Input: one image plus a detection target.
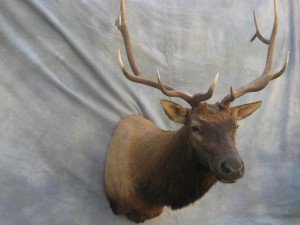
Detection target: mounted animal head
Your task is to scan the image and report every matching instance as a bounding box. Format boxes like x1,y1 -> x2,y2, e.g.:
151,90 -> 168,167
116,0 -> 289,183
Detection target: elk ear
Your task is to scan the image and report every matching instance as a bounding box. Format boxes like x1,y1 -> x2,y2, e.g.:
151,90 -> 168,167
230,101 -> 262,120
161,99 -> 188,124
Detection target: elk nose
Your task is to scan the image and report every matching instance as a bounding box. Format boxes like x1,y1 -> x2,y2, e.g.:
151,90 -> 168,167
219,158 -> 244,178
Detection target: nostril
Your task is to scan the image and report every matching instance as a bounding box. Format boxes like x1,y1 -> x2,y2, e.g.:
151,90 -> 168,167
220,161 -> 231,175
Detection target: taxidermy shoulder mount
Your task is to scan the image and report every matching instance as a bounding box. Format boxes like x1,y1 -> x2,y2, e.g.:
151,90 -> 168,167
104,0 -> 289,223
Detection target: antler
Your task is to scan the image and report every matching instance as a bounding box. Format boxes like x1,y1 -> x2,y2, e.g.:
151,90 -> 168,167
117,0 -> 219,107
221,0 -> 289,106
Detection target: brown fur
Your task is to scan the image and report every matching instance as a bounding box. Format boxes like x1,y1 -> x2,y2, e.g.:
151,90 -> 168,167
104,101 -> 259,223
133,124 -> 217,210
194,103 -> 231,124
104,114 -> 218,223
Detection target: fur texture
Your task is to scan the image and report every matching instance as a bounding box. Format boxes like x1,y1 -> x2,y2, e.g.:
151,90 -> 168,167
104,115 -> 217,223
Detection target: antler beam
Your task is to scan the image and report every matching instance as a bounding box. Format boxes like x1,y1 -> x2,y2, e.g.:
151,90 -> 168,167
117,0 -> 218,107
221,0 -> 289,106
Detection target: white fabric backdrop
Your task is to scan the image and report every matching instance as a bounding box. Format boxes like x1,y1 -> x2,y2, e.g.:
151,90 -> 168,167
0,0 -> 299,224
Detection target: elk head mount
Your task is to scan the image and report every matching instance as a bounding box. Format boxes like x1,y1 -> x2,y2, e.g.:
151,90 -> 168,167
104,0 -> 289,223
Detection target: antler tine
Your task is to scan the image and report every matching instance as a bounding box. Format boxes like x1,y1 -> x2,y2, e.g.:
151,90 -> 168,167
117,0 -> 194,104
271,51 -> 290,80
116,0 -> 141,76
264,0 -> 279,73
250,10 -> 270,45
221,0 -> 289,106
156,71 -> 219,107
189,73 -> 219,107
156,70 -> 193,103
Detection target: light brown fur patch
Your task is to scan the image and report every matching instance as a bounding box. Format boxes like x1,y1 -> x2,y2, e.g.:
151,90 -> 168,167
192,103 -> 230,124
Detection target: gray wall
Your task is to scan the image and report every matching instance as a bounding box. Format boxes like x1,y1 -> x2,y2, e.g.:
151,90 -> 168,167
0,0 -> 299,224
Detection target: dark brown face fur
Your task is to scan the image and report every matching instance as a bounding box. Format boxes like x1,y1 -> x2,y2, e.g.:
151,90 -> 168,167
187,102 -> 244,183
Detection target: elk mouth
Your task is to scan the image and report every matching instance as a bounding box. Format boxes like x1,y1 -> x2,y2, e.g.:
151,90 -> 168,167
217,177 -> 239,184
215,166 -> 244,184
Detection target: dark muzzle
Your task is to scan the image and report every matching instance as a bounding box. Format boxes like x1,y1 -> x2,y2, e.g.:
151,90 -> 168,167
217,155 -> 244,183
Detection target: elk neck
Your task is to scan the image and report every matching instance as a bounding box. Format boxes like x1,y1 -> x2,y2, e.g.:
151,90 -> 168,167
134,124 -> 217,209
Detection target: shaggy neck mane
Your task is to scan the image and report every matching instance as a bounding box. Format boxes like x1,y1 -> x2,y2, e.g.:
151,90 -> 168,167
134,125 -> 217,209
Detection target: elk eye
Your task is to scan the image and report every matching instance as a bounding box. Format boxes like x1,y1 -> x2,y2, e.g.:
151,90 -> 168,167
192,126 -> 199,132
236,124 -> 239,129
